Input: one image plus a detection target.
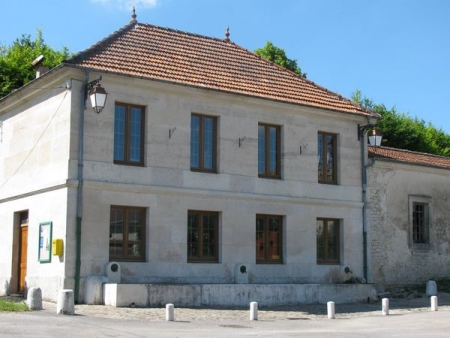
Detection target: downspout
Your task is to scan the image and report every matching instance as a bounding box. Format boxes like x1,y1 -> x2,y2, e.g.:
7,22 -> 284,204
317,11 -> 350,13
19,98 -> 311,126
360,118 -> 371,282
75,71 -> 89,303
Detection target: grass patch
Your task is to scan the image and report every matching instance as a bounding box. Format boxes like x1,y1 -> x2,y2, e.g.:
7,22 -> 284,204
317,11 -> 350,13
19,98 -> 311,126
0,298 -> 28,312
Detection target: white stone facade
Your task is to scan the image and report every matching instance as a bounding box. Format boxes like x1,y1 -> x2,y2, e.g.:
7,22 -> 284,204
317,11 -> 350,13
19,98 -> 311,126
0,67 -> 370,302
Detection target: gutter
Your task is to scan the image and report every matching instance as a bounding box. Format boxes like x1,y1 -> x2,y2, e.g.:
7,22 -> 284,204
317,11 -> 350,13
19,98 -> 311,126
74,71 -> 89,303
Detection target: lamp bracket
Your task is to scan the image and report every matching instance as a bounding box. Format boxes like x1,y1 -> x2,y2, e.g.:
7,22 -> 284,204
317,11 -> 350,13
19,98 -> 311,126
358,123 -> 374,140
85,76 -> 102,99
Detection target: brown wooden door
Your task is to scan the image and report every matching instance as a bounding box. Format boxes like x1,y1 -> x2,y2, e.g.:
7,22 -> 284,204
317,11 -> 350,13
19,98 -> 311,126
19,225 -> 28,293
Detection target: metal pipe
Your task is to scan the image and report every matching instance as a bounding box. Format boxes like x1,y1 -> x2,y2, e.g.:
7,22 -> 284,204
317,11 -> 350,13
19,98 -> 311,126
74,71 -> 89,303
360,118 -> 371,282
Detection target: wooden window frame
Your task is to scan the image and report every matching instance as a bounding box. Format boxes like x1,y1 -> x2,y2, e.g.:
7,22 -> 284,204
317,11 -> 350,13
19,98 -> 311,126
109,205 -> 146,262
409,195 -> 431,249
187,210 -> 219,263
316,218 -> 340,265
190,114 -> 217,173
114,102 -> 145,166
318,131 -> 337,184
258,123 -> 281,179
256,214 -> 283,264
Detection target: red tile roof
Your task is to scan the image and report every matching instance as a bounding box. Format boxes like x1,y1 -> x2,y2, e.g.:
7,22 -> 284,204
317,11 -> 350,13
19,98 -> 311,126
368,146 -> 450,170
66,20 -> 374,117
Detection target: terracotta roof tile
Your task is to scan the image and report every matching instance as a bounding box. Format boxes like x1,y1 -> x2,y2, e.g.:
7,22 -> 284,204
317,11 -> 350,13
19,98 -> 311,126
368,146 -> 450,170
67,22 -> 374,117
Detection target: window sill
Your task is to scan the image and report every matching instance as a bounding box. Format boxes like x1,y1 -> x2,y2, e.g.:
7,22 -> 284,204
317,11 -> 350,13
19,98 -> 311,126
411,243 -> 430,251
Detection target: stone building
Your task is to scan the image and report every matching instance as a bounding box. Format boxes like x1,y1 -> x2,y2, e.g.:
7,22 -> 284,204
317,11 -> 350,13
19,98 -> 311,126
1,13 -> 380,305
368,146 -> 450,288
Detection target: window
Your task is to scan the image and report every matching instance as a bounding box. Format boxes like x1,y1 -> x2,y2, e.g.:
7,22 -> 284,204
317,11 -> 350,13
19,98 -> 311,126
256,214 -> 283,263
110,206 -> 146,261
318,132 -> 337,184
409,196 -> 431,248
187,210 -> 219,262
190,114 -> 217,172
316,218 -> 340,264
114,103 -> 145,165
258,123 -> 281,178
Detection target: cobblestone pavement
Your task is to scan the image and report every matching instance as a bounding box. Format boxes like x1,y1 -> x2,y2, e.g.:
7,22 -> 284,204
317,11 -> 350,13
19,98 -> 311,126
43,292 -> 450,322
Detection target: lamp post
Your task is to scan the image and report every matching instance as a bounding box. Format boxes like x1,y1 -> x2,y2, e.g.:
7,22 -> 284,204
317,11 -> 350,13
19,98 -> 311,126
85,76 -> 108,114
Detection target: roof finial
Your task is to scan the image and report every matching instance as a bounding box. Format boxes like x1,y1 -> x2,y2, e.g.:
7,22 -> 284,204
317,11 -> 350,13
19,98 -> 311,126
131,6 -> 137,22
224,26 -> 230,42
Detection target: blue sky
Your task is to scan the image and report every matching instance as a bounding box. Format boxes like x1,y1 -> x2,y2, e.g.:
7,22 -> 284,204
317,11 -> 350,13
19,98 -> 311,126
2,0 -> 450,132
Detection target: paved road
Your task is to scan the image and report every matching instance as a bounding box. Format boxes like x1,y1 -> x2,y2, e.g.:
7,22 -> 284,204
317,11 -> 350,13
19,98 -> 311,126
0,297 -> 449,337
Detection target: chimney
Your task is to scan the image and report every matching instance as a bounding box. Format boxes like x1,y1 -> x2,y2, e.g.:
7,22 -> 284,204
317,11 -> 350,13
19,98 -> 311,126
31,55 -> 48,78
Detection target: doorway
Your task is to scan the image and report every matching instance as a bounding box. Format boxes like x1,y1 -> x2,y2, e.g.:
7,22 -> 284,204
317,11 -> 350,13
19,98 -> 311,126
18,211 -> 28,294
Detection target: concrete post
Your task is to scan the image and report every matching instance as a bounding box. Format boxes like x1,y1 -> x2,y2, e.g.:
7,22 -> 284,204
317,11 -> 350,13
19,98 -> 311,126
166,303 -> 174,321
327,301 -> 335,319
426,280 -> 437,296
431,296 -> 438,311
56,289 -> 75,315
381,298 -> 389,315
250,301 -> 258,320
26,287 -> 42,310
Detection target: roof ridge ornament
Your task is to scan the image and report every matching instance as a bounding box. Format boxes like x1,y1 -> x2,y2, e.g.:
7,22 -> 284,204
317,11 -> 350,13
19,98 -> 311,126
131,6 -> 137,22
224,26 -> 230,42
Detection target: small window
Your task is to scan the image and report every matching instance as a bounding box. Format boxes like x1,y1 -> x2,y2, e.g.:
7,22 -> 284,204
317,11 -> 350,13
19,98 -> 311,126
256,214 -> 283,263
258,123 -> 281,178
187,210 -> 219,262
318,132 -> 337,184
409,196 -> 431,249
114,103 -> 145,166
190,114 -> 217,172
316,218 -> 340,264
110,206 -> 146,261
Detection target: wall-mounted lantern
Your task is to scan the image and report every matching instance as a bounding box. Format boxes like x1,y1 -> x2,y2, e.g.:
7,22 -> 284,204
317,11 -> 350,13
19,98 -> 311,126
85,76 -> 108,114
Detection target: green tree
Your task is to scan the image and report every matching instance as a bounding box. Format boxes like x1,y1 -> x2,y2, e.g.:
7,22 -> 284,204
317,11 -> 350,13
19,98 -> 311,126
0,29 -> 71,98
255,41 -> 306,77
352,90 -> 450,156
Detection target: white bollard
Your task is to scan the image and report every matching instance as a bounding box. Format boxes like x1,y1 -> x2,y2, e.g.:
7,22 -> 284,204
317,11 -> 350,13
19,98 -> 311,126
381,298 -> 389,315
327,301 -> 335,319
56,289 -> 74,315
166,303 -> 174,321
26,287 -> 43,310
431,296 -> 438,311
250,301 -> 258,320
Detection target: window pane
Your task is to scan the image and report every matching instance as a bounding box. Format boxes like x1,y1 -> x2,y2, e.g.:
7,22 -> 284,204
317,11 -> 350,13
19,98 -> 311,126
316,220 -> 324,260
413,203 -> 425,243
269,127 -> 278,175
326,135 -> 335,182
327,220 -> 338,260
256,217 -> 265,260
114,106 -> 126,161
317,133 -> 323,181
258,125 -> 265,174
127,209 -> 144,257
110,208 -> 124,257
203,117 -> 214,169
129,108 -> 142,163
268,217 -> 280,259
190,116 -> 200,168
187,213 -> 199,258
202,214 -> 216,258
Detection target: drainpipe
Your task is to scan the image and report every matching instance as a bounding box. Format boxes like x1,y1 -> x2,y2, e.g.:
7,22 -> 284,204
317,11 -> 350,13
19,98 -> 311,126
360,118 -> 371,282
75,71 -> 89,303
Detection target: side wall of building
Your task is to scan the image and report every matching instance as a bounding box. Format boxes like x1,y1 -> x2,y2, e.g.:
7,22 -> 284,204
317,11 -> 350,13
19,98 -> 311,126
368,160 -> 450,289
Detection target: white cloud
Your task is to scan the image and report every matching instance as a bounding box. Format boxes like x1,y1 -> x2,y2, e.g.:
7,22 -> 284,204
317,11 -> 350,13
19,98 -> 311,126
90,0 -> 159,11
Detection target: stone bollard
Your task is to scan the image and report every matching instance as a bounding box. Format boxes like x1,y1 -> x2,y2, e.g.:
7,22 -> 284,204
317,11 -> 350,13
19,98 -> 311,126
431,296 -> 438,311
381,298 -> 389,315
166,303 -> 174,321
249,301 -> 258,320
56,289 -> 75,315
327,301 -> 335,319
26,287 -> 43,310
